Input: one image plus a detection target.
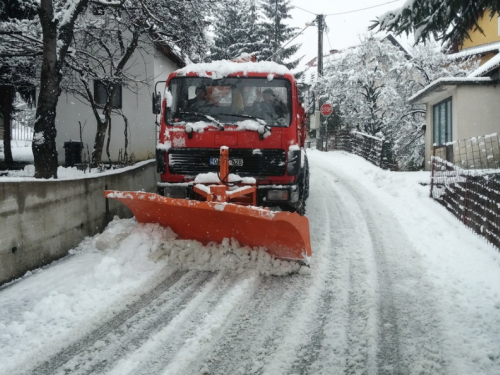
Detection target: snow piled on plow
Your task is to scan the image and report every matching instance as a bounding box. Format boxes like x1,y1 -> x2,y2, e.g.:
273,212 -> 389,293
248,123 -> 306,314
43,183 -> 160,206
151,237 -> 303,276
90,218 -> 304,276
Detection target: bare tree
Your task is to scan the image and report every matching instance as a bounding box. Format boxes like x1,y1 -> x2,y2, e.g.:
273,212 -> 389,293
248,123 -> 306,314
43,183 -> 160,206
64,10 -> 146,166
33,0 -> 89,178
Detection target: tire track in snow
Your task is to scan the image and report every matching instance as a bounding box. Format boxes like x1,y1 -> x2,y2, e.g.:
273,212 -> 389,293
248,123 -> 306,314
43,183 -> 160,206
113,271 -> 254,375
311,168 -> 380,375
286,172 -> 350,375
49,271 -> 214,375
314,154 -> 448,375
184,275 -> 306,375
157,273 -> 259,375
30,269 -> 189,375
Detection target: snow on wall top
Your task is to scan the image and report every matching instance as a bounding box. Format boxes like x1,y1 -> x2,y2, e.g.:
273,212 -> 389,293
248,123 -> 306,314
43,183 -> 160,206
175,60 -> 291,79
468,53 -> 500,78
448,41 -> 500,60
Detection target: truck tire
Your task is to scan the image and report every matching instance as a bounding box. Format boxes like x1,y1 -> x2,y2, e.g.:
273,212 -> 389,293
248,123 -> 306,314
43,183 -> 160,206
295,155 -> 309,216
303,156 -> 310,201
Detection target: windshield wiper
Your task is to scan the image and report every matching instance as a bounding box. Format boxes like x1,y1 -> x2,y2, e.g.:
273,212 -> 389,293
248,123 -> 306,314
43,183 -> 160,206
224,113 -> 267,125
178,111 -> 224,131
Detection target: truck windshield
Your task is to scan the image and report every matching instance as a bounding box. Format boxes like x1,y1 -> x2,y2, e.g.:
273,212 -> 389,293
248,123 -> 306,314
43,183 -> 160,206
165,77 -> 292,127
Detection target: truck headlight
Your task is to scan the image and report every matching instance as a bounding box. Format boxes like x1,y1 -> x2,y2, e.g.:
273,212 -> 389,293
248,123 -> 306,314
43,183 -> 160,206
267,190 -> 289,201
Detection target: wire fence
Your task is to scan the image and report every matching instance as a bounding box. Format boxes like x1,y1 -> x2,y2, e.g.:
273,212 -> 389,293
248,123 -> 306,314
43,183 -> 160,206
329,128 -> 391,169
430,133 -> 500,250
433,133 -> 500,170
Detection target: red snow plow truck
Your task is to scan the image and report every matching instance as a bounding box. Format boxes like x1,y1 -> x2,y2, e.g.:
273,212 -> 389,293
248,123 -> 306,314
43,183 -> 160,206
105,58 -> 311,262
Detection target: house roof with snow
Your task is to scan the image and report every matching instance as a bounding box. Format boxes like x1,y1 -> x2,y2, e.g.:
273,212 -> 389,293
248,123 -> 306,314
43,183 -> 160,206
409,42 -> 500,104
409,77 -> 497,104
448,40 -> 500,60
468,52 -> 500,78
151,33 -> 186,68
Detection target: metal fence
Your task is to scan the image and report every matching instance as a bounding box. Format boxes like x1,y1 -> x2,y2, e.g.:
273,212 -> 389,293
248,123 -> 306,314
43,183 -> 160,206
430,133 -> 500,250
11,107 -> 35,142
11,119 -> 34,142
330,129 -> 390,169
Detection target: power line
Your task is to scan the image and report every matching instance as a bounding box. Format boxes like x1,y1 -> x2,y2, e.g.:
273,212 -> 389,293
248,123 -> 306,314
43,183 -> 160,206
265,24 -> 311,61
293,0 -> 400,17
325,0 -> 400,16
294,5 -> 318,16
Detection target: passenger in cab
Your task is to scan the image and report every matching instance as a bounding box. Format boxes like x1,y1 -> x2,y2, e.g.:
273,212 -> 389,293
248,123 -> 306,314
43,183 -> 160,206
252,88 -> 288,123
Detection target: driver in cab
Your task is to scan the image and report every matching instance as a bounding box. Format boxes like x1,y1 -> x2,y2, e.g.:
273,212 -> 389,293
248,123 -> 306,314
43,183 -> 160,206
252,88 -> 288,123
187,86 -> 213,113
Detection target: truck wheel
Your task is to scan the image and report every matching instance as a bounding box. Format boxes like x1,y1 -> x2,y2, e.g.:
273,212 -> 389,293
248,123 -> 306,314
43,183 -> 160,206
295,156 -> 309,216
303,157 -> 310,201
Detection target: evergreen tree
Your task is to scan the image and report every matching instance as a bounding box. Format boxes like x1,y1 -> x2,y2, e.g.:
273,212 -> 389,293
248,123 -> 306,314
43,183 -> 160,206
259,0 -> 301,70
370,0 -> 500,44
210,0 -> 263,61
210,0 -> 250,60
245,0 -> 263,57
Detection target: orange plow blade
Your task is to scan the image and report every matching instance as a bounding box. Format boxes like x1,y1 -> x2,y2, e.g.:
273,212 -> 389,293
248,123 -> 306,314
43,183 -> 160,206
105,191 -> 311,261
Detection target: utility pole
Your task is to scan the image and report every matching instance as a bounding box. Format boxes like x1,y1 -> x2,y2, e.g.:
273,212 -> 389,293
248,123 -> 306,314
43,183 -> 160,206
316,14 -> 325,150
317,14 -> 324,78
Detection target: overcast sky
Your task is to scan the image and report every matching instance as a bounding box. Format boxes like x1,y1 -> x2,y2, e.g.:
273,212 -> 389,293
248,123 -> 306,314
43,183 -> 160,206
288,0 -> 412,67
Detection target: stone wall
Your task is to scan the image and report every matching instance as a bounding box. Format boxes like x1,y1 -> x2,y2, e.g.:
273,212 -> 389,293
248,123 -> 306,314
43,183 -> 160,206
0,161 -> 158,285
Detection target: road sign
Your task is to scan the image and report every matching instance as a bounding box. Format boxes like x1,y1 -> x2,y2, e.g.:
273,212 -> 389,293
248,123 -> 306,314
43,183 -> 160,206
320,103 -> 333,116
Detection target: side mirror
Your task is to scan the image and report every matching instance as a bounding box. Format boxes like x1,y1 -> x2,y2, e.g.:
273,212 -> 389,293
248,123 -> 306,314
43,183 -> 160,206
152,92 -> 161,114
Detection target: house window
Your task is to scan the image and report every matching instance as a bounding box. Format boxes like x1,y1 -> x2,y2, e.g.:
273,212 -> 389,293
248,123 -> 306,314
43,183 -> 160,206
94,81 -> 122,108
433,97 -> 452,146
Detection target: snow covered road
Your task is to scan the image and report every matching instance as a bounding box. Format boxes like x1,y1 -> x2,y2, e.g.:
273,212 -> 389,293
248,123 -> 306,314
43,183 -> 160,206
1,151 -> 500,375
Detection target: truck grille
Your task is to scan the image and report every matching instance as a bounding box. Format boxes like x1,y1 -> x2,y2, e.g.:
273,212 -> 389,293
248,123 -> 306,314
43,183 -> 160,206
168,148 -> 286,177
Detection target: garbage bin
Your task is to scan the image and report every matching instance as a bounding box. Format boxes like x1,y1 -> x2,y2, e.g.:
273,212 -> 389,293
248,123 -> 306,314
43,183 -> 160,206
63,141 -> 83,167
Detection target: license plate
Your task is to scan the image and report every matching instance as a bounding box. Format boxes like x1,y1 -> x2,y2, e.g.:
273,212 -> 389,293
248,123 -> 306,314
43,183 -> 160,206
210,158 -> 243,166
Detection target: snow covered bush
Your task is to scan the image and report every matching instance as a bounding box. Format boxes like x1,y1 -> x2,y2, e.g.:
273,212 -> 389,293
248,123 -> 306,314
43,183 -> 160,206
315,36 -> 475,170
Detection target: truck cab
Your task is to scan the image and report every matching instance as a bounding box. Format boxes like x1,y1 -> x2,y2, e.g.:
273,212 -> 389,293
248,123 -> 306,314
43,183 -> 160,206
154,61 -> 309,214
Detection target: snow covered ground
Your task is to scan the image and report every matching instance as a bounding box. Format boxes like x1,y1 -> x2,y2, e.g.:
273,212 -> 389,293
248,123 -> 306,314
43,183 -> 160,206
1,150 -> 499,375
0,140 -> 34,164
0,160 -> 153,181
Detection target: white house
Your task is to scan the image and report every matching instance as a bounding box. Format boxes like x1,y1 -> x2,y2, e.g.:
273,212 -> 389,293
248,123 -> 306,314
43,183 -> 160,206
55,29 -> 184,165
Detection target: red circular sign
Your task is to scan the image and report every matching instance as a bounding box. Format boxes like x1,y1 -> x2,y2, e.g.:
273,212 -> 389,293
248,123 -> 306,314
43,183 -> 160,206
320,104 -> 333,116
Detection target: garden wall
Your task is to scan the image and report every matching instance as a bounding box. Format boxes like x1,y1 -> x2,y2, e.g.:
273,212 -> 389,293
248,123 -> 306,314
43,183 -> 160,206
0,161 -> 158,286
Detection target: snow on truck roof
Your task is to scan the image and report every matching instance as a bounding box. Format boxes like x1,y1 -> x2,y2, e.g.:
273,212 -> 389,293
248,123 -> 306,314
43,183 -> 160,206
175,60 -> 291,79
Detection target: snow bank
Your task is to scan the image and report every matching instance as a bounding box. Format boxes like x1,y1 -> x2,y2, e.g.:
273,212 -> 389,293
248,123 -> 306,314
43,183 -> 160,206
176,60 -> 290,79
